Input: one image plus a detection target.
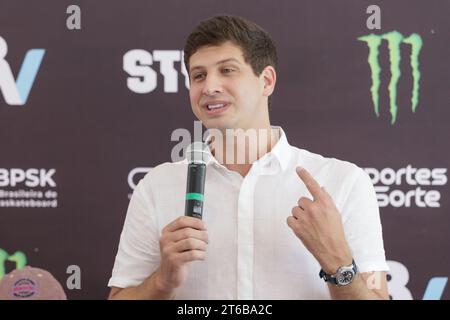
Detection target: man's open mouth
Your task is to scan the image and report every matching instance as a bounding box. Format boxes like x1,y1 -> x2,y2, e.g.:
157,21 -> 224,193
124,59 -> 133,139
207,103 -> 226,110
203,102 -> 230,114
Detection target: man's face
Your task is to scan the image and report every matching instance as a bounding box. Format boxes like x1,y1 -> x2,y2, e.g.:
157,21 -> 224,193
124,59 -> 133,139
188,41 -> 270,131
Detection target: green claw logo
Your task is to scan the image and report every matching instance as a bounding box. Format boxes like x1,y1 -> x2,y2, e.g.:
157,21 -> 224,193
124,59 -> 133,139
358,31 -> 423,124
0,248 -> 27,279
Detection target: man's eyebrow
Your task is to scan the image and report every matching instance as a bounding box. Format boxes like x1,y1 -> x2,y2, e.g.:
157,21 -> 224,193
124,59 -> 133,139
190,58 -> 242,73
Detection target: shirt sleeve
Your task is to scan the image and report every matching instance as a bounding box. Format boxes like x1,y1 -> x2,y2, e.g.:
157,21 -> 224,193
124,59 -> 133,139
340,167 -> 390,273
108,175 -> 161,288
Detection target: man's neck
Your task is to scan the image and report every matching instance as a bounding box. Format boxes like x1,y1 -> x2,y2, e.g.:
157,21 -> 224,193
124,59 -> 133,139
209,126 -> 280,177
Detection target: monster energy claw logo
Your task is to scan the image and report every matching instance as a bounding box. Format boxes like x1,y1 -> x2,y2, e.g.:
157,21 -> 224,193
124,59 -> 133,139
0,249 -> 27,279
358,31 -> 423,124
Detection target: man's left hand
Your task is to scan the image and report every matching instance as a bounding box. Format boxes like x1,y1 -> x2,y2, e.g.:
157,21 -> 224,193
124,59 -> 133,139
287,166 -> 353,274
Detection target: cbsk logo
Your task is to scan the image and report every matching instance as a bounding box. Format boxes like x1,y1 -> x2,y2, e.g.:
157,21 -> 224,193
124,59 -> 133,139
0,168 -> 56,187
364,165 -> 447,208
0,36 -> 45,105
123,50 -> 189,93
127,167 -> 151,199
358,31 -> 423,124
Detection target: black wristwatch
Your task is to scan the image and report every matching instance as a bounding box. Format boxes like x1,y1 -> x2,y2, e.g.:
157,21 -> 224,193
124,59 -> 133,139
319,259 -> 358,286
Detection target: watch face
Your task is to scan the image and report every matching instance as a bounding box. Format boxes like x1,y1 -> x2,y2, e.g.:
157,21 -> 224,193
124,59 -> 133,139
337,270 -> 355,286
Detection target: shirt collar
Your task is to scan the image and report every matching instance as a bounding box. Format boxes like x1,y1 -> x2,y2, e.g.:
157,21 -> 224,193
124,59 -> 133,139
202,126 -> 292,172
267,126 -> 291,172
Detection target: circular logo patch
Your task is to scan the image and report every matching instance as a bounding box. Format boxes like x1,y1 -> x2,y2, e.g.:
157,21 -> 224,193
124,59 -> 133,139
12,278 -> 38,298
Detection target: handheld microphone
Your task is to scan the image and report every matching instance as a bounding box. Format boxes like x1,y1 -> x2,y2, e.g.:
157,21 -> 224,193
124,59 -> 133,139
185,142 -> 208,219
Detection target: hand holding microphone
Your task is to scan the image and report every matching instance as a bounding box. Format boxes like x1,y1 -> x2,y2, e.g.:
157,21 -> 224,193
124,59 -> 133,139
156,216 -> 209,293
154,142 -> 209,293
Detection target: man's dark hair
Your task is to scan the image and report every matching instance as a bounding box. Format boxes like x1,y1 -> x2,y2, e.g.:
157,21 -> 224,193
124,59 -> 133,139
184,15 -> 278,107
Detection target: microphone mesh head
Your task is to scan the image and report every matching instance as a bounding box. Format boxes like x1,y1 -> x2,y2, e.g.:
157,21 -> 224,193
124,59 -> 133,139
186,142 -> 209,165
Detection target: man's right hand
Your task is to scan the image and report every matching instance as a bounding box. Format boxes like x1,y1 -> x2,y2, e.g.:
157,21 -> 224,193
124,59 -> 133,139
155,216 -> 209,293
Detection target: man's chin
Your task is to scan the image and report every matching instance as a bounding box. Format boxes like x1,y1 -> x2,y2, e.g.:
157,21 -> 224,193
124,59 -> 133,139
202,118 -> 235,131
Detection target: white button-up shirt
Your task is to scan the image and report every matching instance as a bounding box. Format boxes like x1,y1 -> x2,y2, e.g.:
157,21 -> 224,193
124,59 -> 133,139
108,126 -> 388,299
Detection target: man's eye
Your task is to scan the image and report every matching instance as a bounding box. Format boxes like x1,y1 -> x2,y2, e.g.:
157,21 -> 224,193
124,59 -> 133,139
222,68 -> 234,74
193,73 -> 205,80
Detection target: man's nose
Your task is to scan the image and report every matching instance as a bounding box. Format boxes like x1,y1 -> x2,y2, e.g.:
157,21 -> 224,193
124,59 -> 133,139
202,74 -> 223,96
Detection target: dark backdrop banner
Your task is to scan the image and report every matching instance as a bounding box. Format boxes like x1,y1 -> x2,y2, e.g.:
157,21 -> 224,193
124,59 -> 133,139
0,0 -> 449,300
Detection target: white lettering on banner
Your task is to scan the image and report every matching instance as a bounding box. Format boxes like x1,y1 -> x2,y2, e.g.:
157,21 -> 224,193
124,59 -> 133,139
0,168 -> 56,187
364,165 -> 447,208
0,168 -> 58,208
127,167 -> 152,199
128,167 -> 152,190
123,49 -> 189,93
153,50 -> 181,93
387,260 -> 414,300
0,36 -> 45,106
387,260 -> 449,300
123,50 -> 157,93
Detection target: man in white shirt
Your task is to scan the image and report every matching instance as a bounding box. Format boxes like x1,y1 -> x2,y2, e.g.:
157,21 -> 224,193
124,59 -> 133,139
108,15 -> 389,300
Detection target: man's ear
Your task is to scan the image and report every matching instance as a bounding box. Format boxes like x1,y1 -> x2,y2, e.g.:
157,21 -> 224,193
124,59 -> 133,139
261,66 -> 276,97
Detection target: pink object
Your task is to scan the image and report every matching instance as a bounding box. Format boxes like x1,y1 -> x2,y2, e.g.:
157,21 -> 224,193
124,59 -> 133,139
0,266 -> 67,300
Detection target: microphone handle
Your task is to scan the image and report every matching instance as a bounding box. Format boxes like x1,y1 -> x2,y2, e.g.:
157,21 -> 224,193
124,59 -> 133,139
185,163 -> 206,219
